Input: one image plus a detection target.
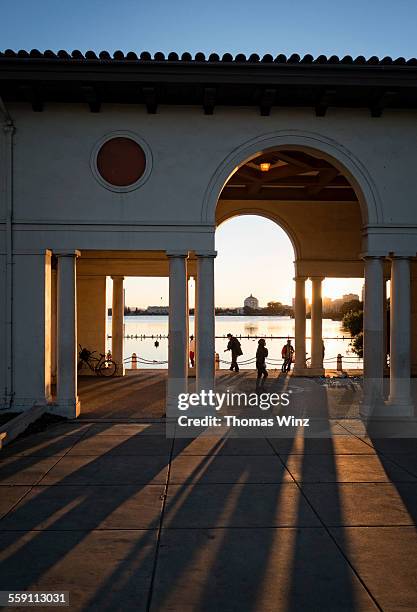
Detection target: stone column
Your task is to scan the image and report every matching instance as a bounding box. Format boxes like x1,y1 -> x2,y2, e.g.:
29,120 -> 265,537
111,276 -> 125,376
13,251 -> 53,408
310,276 -> 324,374
194,274 -> 199,368
411,270 -> 417,377
167,252 -> 188,409
293,276 -> 306,375
51,265 -> 57,385
196,251 -> 216,391
388,256 -> 412,411
362,256 -> 385,415
383,278 -> 389,372
56,251 -> 80,418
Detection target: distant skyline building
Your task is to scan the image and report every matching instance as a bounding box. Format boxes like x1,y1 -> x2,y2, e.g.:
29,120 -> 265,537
342,293 -> 360,302
326,293 -> 361,312
146,305 -> 169,314
322,297 -> 333,314
244,294 -> 259,310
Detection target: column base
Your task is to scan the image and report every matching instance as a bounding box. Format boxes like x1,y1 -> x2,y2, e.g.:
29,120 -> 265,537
166,378 -> 187,415
292,367 -> 308,377
292,367 -> 325,377
196,376 -> 215,394
53,398 -> 81,419
385,398 -> 414,417
11,396 -> 53,410
361,399 -> 414,419
308,367 -> 325,376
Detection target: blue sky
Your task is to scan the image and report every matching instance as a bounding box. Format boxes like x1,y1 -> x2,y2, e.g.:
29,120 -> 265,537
2,1 -> 404,306
1,1 -> 416,59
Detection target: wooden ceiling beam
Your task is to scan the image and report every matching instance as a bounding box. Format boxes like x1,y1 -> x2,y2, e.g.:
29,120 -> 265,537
273,151 -> 312,169
235,166 -> 261,181
315,88 -> 337,117
228,175 -> 349,187
203,87 -> 216,115
259,88 -> 277,116
370,89 -> 398,117
81,84 -> 101,112
221,186 -> 357,201
277,151 -> 333,169
142,86 -> 158,114
18,84 -> 44,112
307,168 -> 339,196
245,163 -> 308,195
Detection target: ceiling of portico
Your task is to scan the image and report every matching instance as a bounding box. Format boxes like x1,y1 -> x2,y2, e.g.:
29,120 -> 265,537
77,250 -> 197,277
220,149 -> 357,202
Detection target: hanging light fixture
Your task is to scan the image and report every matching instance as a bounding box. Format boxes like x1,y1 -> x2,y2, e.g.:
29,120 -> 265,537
260,162 -> 271,172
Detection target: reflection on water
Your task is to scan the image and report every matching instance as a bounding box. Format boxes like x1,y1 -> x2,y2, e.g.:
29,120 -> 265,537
244,321 -> 258,336
107,315 -> 362,370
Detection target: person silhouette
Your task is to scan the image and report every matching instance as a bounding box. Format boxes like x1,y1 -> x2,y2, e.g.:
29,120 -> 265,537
225,333 -> 242,372
189,334 -> 195,367
281,338 -> 294,373
256,338 -> 268,389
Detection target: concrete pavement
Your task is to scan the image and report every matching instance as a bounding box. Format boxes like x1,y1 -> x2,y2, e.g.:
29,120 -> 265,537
0,418 -> 416,611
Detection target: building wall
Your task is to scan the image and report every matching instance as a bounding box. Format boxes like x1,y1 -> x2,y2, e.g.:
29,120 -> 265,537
5,105 -> 417,239
12,251 -> 52,408
2,103 -> 417,410
77,276 -> 106,375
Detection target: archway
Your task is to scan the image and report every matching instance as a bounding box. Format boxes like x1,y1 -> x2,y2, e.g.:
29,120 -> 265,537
215,215 -> 295,371
203,130 -> 380,226
213,142 -> 367,378
215,212 -> 365,376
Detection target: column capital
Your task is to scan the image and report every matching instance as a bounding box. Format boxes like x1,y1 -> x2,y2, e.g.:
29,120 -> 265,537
3,123 -> 15,136
360,253 -> 387,260
293,275 -> 307,282
56,250 -> 81,258
310,275 -> 325,282
388,253 -> 413,260
111,275 -> 125,281
166,250 -> 189,258
195,250 -> 217,258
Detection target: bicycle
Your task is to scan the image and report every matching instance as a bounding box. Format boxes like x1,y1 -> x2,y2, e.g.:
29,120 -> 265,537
78,345 -> 117,377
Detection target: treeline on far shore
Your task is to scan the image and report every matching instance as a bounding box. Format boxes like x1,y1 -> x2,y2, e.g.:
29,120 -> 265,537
108,299 -> 363,320
108,301 -> 294,317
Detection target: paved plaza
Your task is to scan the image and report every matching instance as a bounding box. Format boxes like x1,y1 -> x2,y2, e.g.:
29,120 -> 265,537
0,374 -> 416,611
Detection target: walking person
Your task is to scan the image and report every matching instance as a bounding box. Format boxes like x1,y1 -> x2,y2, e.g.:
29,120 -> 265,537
256,338 -> 268,389
189,334 -> 195,368
281,338 -> 294,373
225,333 -> 242,372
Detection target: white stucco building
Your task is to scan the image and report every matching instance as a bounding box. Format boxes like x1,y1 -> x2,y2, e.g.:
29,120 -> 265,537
1,48 -> 417,418
244,294 -> 259,310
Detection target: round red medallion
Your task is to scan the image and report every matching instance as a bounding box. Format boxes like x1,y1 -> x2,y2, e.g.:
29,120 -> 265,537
96,137 -> 146,187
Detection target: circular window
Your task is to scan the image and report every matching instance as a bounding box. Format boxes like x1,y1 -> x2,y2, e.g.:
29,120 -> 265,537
91,132 -> 152,192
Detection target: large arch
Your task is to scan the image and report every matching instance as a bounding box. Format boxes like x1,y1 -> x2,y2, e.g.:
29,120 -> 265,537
210,132 -> 370,379
202,129 -> 382,227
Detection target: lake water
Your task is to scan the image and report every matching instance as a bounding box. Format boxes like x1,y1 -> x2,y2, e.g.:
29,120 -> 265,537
107,315 -> 362,370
